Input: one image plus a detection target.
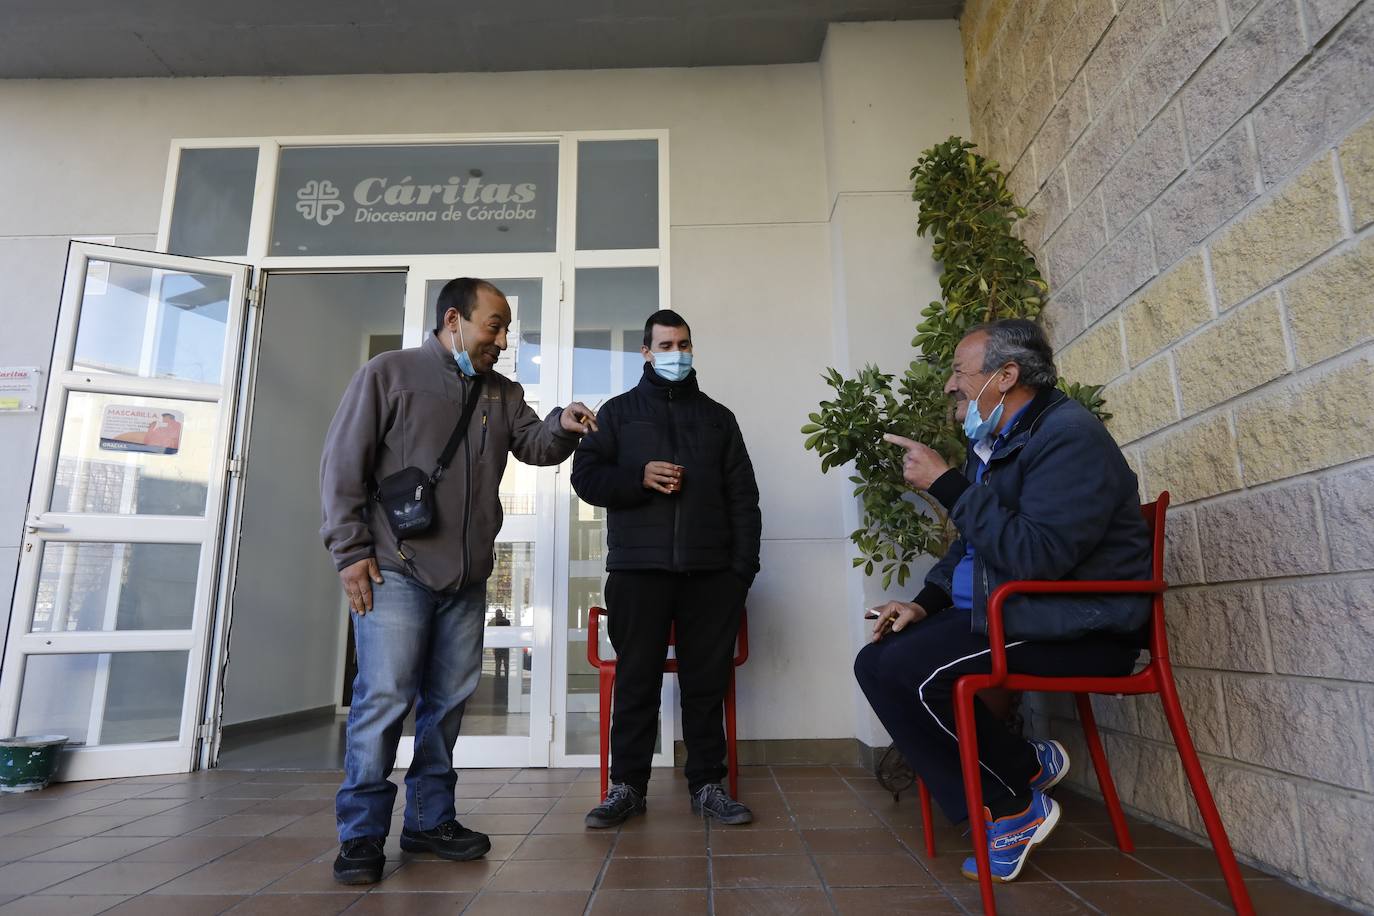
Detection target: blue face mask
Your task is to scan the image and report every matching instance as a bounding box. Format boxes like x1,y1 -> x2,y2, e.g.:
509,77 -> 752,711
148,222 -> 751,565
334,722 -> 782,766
652,350 -> 693,383
962,372 -> 1006,441
449,326 -> 477,378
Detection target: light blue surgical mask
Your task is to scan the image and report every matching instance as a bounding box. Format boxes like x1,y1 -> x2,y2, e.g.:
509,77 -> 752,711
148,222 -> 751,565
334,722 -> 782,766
449,326 -> 477,378
962,372 -> 1006,441
652,350 -> 693,383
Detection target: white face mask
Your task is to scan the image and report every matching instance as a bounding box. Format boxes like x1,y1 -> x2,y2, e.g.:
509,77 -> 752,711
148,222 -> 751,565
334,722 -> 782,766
449,324 -> 477,377
652,350 -> 693,382
962,372 -> 1006,442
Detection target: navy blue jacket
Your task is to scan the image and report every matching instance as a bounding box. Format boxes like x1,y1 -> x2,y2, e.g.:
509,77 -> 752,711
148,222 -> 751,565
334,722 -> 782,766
914,387 -> 1152,643
570,364 -> 762,585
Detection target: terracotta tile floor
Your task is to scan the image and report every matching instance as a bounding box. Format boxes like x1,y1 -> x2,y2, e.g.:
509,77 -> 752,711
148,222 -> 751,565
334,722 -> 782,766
0,765 -> 1355,914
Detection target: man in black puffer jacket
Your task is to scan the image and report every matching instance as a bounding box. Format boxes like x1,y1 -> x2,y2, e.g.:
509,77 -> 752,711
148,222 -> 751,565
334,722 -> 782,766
572,309 -> 761,828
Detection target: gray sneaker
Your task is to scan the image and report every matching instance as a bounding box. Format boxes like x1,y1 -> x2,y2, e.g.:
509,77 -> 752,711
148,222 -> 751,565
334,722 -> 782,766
585,783 -> 646,829
692,783 -> 753,825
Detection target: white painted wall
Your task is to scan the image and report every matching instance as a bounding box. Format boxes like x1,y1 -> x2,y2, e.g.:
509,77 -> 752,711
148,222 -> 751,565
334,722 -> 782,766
220,273 -> 405,727
820,21 -> 973,746
0,21 -> 969,749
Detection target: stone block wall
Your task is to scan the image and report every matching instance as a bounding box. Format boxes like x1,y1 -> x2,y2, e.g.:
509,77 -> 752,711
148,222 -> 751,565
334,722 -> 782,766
959,0 -> 1374,908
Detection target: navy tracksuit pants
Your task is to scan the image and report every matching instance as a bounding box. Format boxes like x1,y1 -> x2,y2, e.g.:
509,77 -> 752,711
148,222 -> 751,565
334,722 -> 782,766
854,609 -> 1139,824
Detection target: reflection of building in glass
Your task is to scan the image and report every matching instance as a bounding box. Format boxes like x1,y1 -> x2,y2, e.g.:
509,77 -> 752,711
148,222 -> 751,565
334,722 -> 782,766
32,541 -> 198,633
52,391 -> 216,518
463,649 -> 531,737
51,457 -> 132,515
16,651 -> 186,747
53,454 -> 210,518
486,541 -> 536,626
561,267 -> 661,756
72,262 -> 230,386
499,492 -> 537,515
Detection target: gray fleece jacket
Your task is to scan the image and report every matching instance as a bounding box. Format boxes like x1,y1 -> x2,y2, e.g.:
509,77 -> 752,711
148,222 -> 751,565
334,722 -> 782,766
320,332 -> 579,592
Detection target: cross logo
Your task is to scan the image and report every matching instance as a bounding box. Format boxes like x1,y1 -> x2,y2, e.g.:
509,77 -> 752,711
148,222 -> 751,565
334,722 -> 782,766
295,180 -> 346,226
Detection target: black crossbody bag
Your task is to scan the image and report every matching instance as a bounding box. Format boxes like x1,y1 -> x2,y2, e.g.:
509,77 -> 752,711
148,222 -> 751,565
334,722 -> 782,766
374,376 -> 483,550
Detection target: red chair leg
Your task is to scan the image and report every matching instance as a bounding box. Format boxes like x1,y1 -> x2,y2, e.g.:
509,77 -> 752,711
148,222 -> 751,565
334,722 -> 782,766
917,778 -> 937,858
725,670 -> 739,800
599,668 -> 614,802
955,679 -> 996,916
1158,678 -> 1255,916
1075,694 -> 1134,852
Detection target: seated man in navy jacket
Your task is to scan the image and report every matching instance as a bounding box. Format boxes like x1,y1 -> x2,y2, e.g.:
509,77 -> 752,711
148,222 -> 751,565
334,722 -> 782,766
856,318 -> 1150,884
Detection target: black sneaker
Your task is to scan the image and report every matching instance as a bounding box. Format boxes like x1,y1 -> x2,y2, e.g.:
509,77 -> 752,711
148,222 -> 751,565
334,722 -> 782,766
692,783 -> 753,825
399,820 -> 491,860
333,836 -> 385,885
584,783 -> 647,829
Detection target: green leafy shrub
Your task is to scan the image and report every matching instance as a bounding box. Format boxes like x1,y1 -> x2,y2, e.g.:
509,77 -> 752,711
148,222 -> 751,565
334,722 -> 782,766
802,137 -> 1107,589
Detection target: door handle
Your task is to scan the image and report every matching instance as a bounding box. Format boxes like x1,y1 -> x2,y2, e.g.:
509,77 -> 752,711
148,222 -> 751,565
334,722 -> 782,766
25,517 -> 65,533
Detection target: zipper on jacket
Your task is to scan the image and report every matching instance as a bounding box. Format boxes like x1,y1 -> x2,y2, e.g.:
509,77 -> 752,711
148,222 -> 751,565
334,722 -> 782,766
479,410 -> 489,457
459,378 -> 475,589
979,559 -> 990,632
667,388 -> 683,572
974,472 -> 992,633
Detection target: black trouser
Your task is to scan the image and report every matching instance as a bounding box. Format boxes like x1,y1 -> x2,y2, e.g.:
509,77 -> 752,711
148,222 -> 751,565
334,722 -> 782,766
606,569 -> 747,796
853,609 -> 1138,824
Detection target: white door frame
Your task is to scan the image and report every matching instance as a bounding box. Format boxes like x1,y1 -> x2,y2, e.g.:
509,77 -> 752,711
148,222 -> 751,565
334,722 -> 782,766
394,255 -> 562,769
0,242 -> 252,781
156,129 -> 673,770
200,266 -> 408,770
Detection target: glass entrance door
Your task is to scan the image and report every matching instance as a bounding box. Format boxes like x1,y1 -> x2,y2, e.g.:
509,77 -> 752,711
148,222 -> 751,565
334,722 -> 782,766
393,256 -> 560,768
554,266 -> 675,768
0,243 -> 252,780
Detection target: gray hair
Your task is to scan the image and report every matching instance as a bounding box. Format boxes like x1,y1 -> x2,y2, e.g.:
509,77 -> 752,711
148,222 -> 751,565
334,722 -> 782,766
971,319 -> 1059,389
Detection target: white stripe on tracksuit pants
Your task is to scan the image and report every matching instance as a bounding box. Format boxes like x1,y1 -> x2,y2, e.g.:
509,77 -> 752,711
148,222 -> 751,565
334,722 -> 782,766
853,608 -> 1139,824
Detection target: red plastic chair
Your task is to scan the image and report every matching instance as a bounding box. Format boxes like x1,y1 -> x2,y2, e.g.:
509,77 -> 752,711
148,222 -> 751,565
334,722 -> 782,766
586,606 -> 749,801
914,493 -> 1254,916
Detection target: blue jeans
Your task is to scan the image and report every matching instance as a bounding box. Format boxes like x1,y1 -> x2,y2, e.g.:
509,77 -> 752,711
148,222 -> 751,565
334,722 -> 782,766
336,573 -> 486,842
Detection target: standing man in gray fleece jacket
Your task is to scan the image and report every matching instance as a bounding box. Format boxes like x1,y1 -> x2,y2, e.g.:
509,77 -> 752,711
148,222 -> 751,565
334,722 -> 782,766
321,277 -> 597,885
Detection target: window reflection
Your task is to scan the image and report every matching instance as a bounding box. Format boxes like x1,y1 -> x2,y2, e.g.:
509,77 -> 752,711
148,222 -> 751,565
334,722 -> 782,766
73,262 -> 230,385
577,140 -> 659,250
50,393 -> 217,517
33,542 -> 199,633
17,652 -> 188,747
565,267 -> 660,756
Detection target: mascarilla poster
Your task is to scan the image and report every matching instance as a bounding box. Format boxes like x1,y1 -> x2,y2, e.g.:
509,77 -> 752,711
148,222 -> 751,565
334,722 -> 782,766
99,406 -> 184,455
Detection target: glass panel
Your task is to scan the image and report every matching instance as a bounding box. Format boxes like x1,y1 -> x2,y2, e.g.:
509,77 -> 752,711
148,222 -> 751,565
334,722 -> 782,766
73,261 -> 231,385
572,268 -> 657,405
32,542 -> 199,633
487,542 -> 536,627
16,651 -> 188,746
565,267 -> 660,756
168,147 -> 259,257
424,276 -> 543,515
462,648 -> 532,737
50,392 -> 218,517
577,140 -> 659,250
272,144 -> 558,256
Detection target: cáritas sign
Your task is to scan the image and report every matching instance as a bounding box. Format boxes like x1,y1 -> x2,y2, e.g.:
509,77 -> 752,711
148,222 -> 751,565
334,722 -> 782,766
272,143 -> 558,256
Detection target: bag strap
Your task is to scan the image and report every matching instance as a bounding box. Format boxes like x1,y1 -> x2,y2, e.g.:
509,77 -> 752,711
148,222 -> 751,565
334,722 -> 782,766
433,375 -> 484,480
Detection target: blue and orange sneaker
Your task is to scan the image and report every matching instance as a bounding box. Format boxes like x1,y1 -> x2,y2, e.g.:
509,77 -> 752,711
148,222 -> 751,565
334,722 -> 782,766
1028,738 -> 1070,793
961,789 -> 1061,883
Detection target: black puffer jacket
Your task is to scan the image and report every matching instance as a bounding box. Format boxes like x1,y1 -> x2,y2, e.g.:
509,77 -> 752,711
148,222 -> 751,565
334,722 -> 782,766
571,364 -> 762,584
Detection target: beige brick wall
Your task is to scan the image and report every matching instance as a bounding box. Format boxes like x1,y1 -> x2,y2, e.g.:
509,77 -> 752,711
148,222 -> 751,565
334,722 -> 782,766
959,0 -> 1374,909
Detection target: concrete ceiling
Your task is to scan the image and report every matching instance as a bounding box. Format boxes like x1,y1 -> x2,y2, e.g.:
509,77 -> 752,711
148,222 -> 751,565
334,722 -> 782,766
0,1 -> 962,79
